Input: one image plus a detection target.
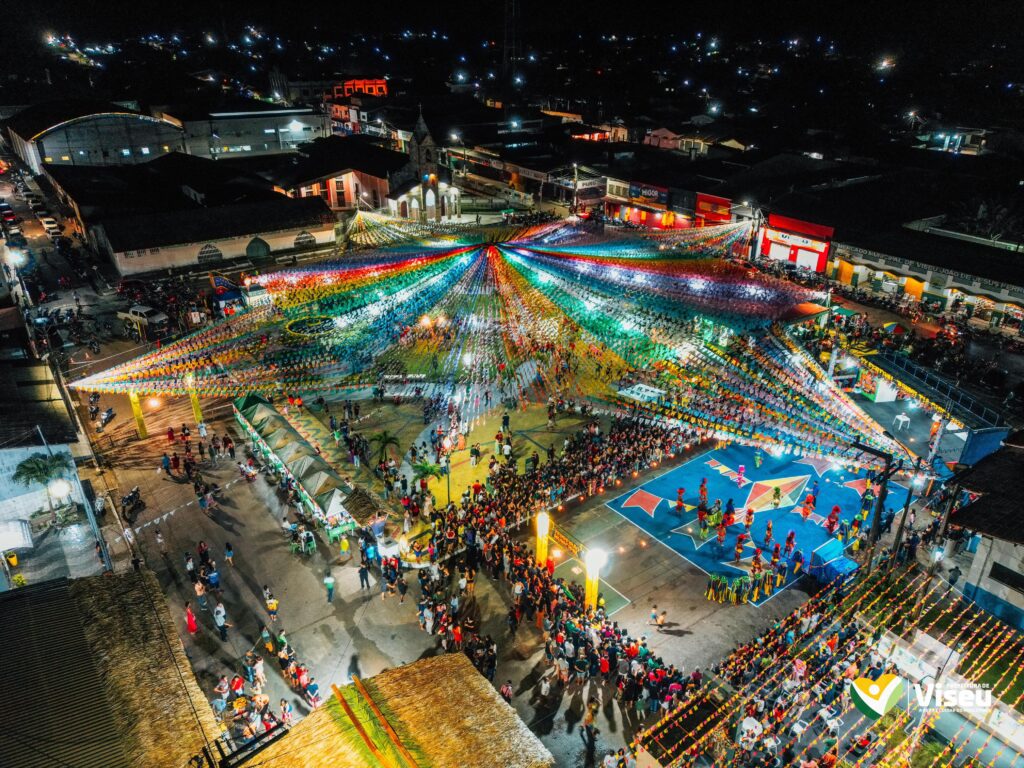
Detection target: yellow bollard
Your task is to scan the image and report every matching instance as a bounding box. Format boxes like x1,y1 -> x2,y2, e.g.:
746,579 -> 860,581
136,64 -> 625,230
128,391 -> 147,439
536,511 -> 550,567
583,548 -> 607,611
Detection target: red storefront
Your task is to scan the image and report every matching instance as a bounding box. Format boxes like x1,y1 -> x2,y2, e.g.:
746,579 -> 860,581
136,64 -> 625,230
760,214 -> 833,273
695,193 -> 731,225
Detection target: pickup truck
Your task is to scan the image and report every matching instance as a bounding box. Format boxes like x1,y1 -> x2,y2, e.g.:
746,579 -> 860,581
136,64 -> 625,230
117,305 -> 169,333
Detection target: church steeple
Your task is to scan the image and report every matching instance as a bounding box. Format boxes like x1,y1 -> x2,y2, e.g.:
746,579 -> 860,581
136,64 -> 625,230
413,103 -> 432,143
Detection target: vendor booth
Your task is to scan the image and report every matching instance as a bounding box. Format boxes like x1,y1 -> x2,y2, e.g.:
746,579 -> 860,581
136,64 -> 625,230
234,394 -> 356,537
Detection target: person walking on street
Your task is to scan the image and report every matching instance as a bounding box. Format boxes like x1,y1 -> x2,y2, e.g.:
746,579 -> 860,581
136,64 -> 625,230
224,543 -> 234,566
324,569 -> 336,603
161,453 -> 171,475
213,601 -> 231,641
266,593 -> 280,622
358,562 -> 371,590
154,528 -> 166,555
185,601 -> 198,636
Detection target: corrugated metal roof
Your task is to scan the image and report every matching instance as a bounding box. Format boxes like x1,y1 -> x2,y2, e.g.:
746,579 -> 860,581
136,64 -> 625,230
0,579 -> 130,768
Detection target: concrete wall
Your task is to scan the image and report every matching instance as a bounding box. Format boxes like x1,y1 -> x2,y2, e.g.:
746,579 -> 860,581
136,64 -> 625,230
102,223 -> 335,275
965,536 -> 1024,631
33,114 -> 184,173
0,444 -> 82,523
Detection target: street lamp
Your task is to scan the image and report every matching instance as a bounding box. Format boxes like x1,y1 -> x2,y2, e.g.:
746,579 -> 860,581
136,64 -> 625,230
449,132 -> 468,178
48,478 -> 72,505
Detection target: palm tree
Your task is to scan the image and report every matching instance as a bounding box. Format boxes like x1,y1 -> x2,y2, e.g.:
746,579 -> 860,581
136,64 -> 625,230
411,460 -> 443,485
369,430 -> 401,466
13,452 -> 71,516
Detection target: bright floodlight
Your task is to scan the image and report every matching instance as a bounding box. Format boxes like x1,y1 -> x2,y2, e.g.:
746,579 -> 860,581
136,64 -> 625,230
49,478 -> 72,499
536,511 -> 550,536
584,548 -> 608,572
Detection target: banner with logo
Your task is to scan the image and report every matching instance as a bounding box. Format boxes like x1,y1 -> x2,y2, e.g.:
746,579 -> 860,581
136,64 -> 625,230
628,183 -> 669,208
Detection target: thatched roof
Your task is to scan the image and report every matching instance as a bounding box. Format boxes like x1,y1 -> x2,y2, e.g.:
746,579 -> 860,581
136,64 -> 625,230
370,653 -> 554,768
247,654 -> 553,768
68,572 -> 222,768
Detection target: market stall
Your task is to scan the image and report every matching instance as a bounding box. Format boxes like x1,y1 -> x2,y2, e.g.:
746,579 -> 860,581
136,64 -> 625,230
234,394 -> 356,534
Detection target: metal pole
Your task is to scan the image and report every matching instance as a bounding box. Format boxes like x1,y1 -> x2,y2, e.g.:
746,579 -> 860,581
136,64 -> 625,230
572,164 -> 579,215
864,459 -> 891,578
889,456 -> 923,572
853,440 -> 896,579
827,337 -> 840,378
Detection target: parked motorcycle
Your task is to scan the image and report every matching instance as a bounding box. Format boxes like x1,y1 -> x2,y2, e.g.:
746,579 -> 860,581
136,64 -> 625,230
121,486 -> 145,523
96,407 -> 115,431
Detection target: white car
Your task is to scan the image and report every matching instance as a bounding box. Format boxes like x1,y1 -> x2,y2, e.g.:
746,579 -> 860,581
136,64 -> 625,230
39,217 -> 60,231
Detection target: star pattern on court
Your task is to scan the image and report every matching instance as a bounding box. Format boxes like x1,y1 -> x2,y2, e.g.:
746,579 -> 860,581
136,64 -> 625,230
795,455 -> 837,476
742,475 -> 810,513
621,488 -> 665,517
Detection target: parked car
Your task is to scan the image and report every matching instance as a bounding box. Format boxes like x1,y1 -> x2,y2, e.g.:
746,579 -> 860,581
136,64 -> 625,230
117,305 -> 170,334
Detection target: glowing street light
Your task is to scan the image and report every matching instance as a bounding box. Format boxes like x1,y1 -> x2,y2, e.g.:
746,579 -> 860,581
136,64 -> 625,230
48,478 -> 72,502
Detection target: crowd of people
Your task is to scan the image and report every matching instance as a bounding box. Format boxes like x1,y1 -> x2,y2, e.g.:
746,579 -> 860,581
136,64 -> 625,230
392,412 -> 703,766
178,530 -> 324,749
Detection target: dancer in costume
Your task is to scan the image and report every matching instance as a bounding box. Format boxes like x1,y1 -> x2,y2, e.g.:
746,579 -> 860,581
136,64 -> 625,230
734,534 -> 747,564
791,549 -> 804,574
784,530 -> 796,557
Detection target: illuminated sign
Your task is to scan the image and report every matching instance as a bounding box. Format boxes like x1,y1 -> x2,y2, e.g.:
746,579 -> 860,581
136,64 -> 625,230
628,183 -> 668,207
549,528 -> 582,557
764,228 -> 826,252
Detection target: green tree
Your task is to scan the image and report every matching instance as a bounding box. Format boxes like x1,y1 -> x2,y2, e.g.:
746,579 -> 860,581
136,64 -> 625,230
369,430 -> 401,466
411,460 -> 443,485
13,452 -> 71,516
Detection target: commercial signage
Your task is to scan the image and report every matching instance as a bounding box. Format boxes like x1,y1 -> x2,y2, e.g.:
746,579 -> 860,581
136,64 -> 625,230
763,228 -> 826,252
555,176 -> 606,191
695,192 -> 731,223
506,164 -> 548,182
628,182 -> 668,207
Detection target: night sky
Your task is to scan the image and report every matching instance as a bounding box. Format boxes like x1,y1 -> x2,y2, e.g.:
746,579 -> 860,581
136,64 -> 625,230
12,0 -> 1024,47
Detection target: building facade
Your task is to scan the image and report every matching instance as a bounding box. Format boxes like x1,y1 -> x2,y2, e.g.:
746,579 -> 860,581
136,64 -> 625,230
158,105 -> 331,159
93,197 -> 336,275
6,101 -> 184,175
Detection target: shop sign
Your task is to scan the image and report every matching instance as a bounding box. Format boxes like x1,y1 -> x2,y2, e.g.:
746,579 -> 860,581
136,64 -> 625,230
628,183 -> 668,206
764,228 -> 828,253
508,165 -> 548,182
695,192 -> 732,222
